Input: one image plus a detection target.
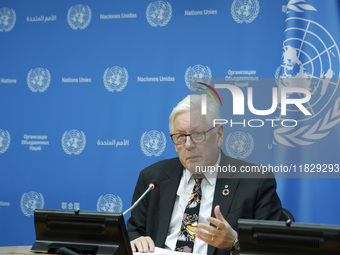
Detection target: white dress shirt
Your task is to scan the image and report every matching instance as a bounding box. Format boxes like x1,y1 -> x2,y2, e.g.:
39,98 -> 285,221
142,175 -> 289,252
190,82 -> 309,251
164,153 -> 220,254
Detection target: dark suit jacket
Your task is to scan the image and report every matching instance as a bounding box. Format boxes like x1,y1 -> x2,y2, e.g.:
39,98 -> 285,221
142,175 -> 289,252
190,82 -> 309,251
127,152 -> 282,255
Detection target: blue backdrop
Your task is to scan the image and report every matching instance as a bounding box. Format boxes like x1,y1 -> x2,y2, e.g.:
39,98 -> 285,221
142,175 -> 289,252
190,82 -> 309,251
1,0 -> 340,246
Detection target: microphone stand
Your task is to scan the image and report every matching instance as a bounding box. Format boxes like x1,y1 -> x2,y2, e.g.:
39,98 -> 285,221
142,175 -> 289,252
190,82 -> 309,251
123,184 -> 154,216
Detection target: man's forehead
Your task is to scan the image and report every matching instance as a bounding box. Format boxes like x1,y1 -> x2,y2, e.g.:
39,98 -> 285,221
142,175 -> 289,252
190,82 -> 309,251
174,110 -> 208,130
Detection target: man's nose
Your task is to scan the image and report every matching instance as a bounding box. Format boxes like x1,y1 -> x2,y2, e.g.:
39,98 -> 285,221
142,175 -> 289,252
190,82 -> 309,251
184,135 -> 194,149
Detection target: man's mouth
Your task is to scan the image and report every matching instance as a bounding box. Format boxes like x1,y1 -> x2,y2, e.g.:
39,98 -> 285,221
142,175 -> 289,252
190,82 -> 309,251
187,156 -> 200,161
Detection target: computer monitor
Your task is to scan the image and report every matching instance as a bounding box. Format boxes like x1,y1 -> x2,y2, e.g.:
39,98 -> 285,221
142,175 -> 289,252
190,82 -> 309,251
31,209 -> 133,255
238,219 -> 340,255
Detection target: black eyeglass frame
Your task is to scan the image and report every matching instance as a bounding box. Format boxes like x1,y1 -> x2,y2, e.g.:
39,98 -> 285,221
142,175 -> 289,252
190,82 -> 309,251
170,126 -> 215,145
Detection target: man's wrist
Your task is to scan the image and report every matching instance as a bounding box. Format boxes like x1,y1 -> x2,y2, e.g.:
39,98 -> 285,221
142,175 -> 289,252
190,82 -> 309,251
230,236 -> 240,251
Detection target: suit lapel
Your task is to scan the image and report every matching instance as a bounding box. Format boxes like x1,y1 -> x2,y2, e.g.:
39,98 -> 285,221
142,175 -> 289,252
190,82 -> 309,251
156,161 -> 183,247
208,154 -> 240,255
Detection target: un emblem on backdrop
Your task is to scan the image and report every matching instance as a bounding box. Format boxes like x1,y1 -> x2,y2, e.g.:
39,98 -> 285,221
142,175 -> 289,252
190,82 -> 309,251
61,129 -> 86,155
0,7 -> 16,32
276,25 -> 338,120
97,194 -> 123,213
0,129 -> 10,154
231,0 -> 260,24
146,1 -> 172,27
20,191 -> 44,217
273,4 -> 340,147
27,67 -> 51,93
103,66 -> 128,92
67,4 -> 91,30
225,131 -> 254,159
185,65 -> 212,89
140,130 -> 166,157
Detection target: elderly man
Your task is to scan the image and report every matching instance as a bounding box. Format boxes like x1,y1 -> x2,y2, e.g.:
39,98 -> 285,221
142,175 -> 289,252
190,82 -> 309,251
127,95 -> 282,255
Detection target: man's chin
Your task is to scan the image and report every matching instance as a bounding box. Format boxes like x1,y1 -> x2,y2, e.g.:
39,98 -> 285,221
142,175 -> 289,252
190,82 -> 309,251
187,163 -> 205,174
187,162 -> 219,174
183,158 -> 209,173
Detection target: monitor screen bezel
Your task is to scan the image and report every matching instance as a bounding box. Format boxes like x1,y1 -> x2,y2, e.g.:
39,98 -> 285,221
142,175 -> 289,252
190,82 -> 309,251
31,209 -> 133,255
238,219 -> 340,255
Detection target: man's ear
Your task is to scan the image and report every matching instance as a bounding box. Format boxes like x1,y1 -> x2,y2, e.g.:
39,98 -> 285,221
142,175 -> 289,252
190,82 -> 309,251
217,125 -> 224,148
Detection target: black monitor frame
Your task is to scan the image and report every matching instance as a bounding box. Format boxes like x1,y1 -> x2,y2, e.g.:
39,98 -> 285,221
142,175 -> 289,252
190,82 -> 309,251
238,219 -> 340,255
31,209 -> 133,255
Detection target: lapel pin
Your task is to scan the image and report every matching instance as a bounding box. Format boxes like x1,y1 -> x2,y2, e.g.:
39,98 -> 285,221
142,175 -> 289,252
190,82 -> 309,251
222,185 -> 230,196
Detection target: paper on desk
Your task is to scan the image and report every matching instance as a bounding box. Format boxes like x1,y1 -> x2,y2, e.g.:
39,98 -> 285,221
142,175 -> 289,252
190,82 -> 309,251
133,247 -> 200,255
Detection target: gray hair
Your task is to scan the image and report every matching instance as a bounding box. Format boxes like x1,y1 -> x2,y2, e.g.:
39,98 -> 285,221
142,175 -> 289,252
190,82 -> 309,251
169,94 -> 221,134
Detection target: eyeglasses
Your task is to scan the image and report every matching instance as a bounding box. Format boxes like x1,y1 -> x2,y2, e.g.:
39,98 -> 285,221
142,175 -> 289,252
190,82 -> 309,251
170,127 -> 215,145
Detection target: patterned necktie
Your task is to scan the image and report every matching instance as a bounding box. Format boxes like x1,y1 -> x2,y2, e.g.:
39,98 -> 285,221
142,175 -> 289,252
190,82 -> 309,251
175,177 -> 203,253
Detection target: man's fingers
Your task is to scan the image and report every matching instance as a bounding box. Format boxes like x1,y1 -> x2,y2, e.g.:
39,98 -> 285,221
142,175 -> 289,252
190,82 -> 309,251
146,237 -> 155,252
130,242 -> 136,252
130,236 -> 155,253
214,205 -> 226,223
130,240 -> 140,252
196,206 -> 238,250
195,228 -> 215,245
136,239 -> 145,253
206,216 -> 227,230
197,222 -> 221,236
142,238 -> 150,253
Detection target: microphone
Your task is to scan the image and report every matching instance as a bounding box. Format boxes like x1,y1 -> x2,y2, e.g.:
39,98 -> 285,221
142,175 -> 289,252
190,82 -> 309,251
123,182 -> 157,216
